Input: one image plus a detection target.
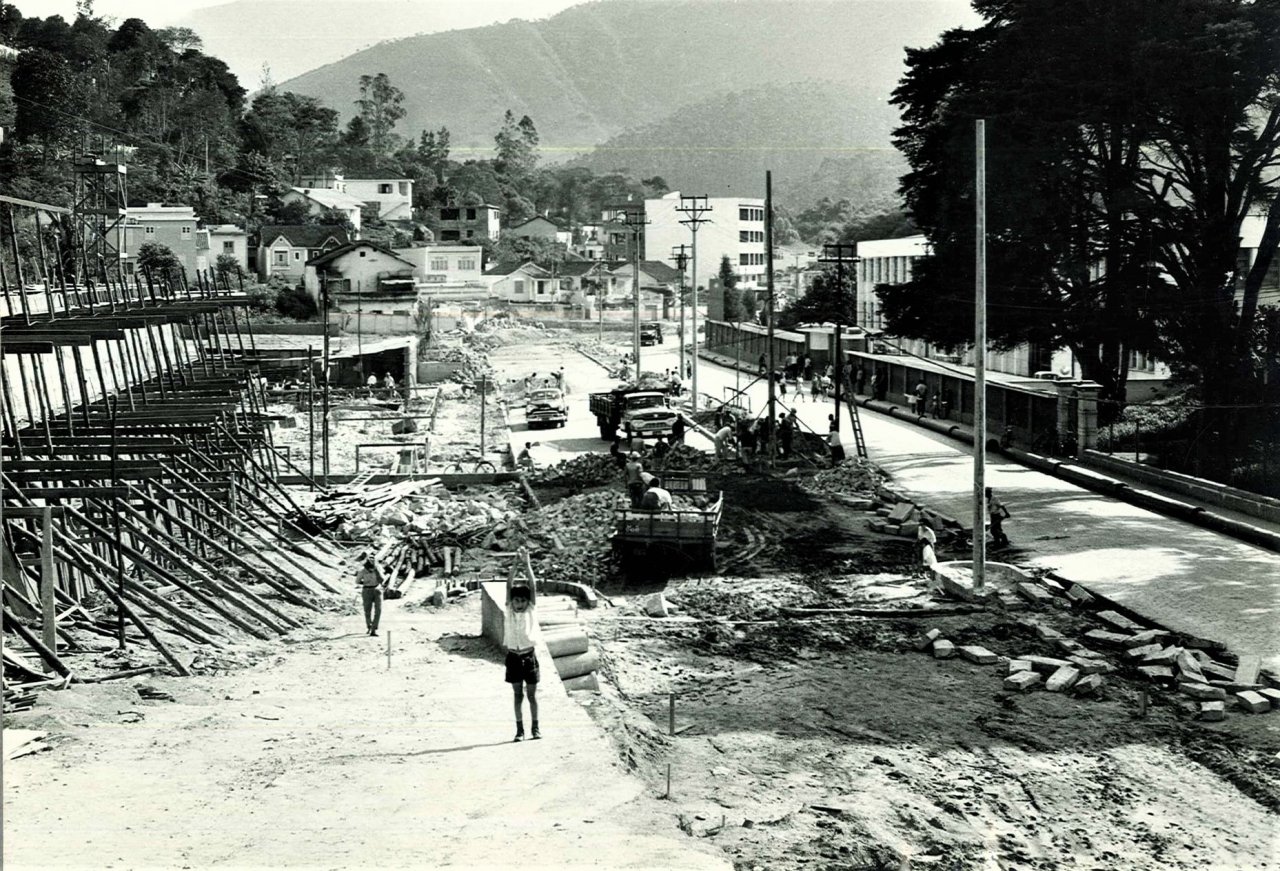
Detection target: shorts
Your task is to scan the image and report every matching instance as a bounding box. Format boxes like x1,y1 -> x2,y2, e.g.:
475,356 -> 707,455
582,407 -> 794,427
505,650 -> 540,685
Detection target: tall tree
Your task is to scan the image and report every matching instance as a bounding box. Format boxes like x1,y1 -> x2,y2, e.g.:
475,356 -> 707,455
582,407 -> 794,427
777,266 -> 856,330
354,72 -> 405,156
494,109 -> 538,179
719,255 -> 743,321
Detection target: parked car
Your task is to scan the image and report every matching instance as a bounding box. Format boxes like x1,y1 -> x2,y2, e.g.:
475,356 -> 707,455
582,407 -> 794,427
524,387 -> 568,428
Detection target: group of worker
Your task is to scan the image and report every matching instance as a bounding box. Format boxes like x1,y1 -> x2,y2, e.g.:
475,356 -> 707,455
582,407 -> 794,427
620,451 -> 673,510
364,372 -> 399,398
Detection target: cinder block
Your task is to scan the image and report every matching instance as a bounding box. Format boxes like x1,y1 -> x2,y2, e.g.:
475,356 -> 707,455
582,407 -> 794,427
1199,701 -> 1226,722
1137,665 -> 1175,681
1236,690 -> 1270,713
1096,610 -> 1143,632
959,645 -> 998,665
1017,583 -> 1055,606
1046,665 -> 1081,692
1008,659 -> 1033,674
1124,644 -> 1164,661
1235,655 -> 1262,687
1071,674 -> 1105,696
914,628 -> 943,652
932,639 -> 955,659
1085,629 -> 1133,647
1179,681 -> 1227,701
1004,671 -> 1041,692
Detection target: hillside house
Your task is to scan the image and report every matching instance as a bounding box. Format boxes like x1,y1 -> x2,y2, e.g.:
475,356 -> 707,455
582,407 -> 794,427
195,224 -> 248,275
303,240 -> 417,298
559,260 -> 621,303
573,224 -> 605,260
283,186 -> 364,234
256,225 -> 352,283
402,245 -> 487,298
438,204 -> 500,242
123,203 -> 199,277
508,215 -> 570,246
484,261 -> 554,303
300,173 -> 414,224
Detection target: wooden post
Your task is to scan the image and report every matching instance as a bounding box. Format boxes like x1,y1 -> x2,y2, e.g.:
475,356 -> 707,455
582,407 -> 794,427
669,692 -> 675,736
40,507 -> 56,652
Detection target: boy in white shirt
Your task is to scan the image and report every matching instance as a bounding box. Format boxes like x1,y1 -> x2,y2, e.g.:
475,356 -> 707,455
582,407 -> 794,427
504,560 -> 542,741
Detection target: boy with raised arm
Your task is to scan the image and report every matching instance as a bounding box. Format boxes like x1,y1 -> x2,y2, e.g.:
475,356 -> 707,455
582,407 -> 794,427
504,550 -> 542,741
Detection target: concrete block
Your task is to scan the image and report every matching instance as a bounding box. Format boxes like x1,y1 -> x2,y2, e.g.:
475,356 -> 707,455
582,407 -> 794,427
1065,584 -> 1095,606
932,639 -> 956,659
1176,650 -> 1207,684
1096,610 -> 1143,632
899,522 -> 920,537
1045,665 -> 1081,692
1068,656 -> 1112,675
1200,660 -> 1237,681
1138,665 -> 1175,681
1022,655 -> 1073,674
914,628 -> 943,652
1199,701 -> 1226,722
1234,655 -> 1262,687
959,645 -> 998,665
1144,646 -> 1183,665
1124,629 -> 1170,648
1236,690 -> 1270,713
868,519 -> 888,533
875,508 -> 891,517
1017,583 -> 1054,607
1004,671 -> 1041,692
884,523 -> 902,536
1084,629 -> 1132,647
1179,681 -> 1227,701
1030,622 -> 1064,641
1211,681 -> 1264,694
1257,688 -> 1280,707
998,593 -> 1029,611
642,593 -> 670,618
1124,643 -> 1164,661
1008,659 -> 1033,674
1071,674 -> 1105,696
1053,637 -> 1086,655
887,502 -> 916,523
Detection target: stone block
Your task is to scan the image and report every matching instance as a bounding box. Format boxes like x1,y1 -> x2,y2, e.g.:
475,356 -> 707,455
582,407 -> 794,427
868,519 -> 887,533
1123,643 -> 1164,661
1096,610 -> 1143,632
1031,622 -> 1064,641
1004,671 -> 1041,692
959,645 -> 998,665
1071,674 -> 1105,696
884,524 -> 902,536
1008,659 -> 1033,674
642,593 -> 670,618
1200,660 -> 1237,681
1236,691 -> 1270,713
1257,688 -> 1280,707
1068,656 -> 1112,675
1045,665 -> 1081,692
887,502 -> 916,524
1053,637 -> 1086,655
1137,665 -> 1175,681
1084,629 -> 1132,647
1124,629 -> 1170,648
1017,583 -> 1055,607
1179,681 -> 1227,701
1234,655 -> 1262,687
1144,646 -> 1183,665
1199,701 -> 1226,722
899,522 -> 920,538
914,628 -> 943,652
1022,655 -> 1073,674
932,639 -> 956,659
1211,681 -> 1264,694
1175,650 -> 1207,684
875,507 -> 891,518
1065,584 -> 1095,606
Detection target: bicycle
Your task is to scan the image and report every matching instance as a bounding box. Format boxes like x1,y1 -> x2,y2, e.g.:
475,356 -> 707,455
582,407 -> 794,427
443,454 -> 497,474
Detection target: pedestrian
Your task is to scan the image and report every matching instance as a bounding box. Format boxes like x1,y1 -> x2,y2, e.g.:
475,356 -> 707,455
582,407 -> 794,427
913,378 -> 928,416
778,375 -> 787,400
356,552 -> 384,636
365,373 -> 377,397
670,414 -> 686,445
517,441 -> 535,471
827,414 -> 845,465
610,438 -> 626,468
810,374 -> 822,403
652,436 -> 670,463
918,520 -> 938,569
625,452 -> 645,506
383,372 -> 397,393
758,353 -> 767,375
504,557 -> 541,742
713,423 -> 735,461
779,411 -> 794,457
685,361 -> 692,380
986,487 -> 1011,547
855,364 -> 866,395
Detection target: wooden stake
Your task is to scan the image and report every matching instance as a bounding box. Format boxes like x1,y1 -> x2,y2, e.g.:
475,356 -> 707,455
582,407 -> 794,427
669,692 -> 676,736
40,506 -> 55,653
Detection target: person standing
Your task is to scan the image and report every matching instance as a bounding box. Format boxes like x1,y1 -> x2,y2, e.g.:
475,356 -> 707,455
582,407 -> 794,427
986,487 -> 1011,547
810,374 -> 822,403
713,424 -> 735,461
670,414 -> 686,446
913,379 -> 928,416
504,557 -> 541,742
625,452 -> 645,507
918,520 -> 938,569
855,364 -> 867,396
779,411 -> 794,457
827,414 -> 845,465
365,373 -> 377,398
356,553 -> 385,636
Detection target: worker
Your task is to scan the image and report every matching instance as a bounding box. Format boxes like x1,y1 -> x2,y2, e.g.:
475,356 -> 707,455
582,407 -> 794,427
670,414 -> 686,446
365,373 -> 377,397
713,424 -> 735,461
652,436 -> 671,463
640,476 -> 673,510
384,372 -> 397,393
610,438 -> 626,468
986,487 -> 1011,548
918,519 -> 938,569
517,442 -> 535,471
624,452 -> 645,507
828,414 -> 845,465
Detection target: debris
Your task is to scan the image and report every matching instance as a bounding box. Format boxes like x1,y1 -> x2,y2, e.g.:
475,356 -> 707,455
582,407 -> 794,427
932,640 -> 955,659
1045,665 -> 1081,692
1008,659 -> 1033,674
1068,655 -> 1112,675
1004,671 -> 1041,692
1083,629 -> 1132,647
1198,701 -> 1226,722
1179,682 -> 1227,701
1138,665 -> 1175,681
1096,610 -> 1143,632
1257,687 -> 1280,707
1176,650 -> 1207,684
1123,629 -> 1170,648
914,628 -> 943,652
1236,691 -> 1270,713
1020,655 -> 1073,674
1123,644 -> 1164,661
1071,674 -> 1105,697
1234,655 -> 1262,687
1065,584 -> 1095,606
958,645 -> 998,665
1016,583 -> 1054,607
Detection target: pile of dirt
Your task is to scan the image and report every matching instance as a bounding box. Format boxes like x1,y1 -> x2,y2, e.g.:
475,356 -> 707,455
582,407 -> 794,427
516,489 -> 621,586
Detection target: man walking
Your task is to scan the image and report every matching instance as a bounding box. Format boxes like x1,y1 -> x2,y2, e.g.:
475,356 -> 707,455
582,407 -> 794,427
356,553 -> 385,636
986,487 -> 1010,547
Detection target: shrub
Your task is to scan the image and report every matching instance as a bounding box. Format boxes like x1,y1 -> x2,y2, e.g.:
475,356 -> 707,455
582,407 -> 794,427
275,284 -> 318,320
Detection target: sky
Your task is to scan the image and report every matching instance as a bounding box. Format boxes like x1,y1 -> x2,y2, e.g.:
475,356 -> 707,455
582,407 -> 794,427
8,0 -> 227,27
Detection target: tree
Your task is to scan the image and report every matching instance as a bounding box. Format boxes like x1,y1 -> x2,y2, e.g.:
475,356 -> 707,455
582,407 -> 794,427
11,48 -> 87,155
355,72 -> 406,156
740,287 -> 759,323
494,109 -> 538,179
136,242 -> 182,288
718,256 -> 743,321
776,266 -> 855,330
215,253 -> 241,278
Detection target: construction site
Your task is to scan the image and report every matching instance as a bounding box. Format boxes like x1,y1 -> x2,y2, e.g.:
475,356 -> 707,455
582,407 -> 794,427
3,184 -> 1280,870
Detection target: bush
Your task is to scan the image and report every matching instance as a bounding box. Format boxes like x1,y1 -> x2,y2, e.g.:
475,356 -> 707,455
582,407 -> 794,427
275,284 -> 318,320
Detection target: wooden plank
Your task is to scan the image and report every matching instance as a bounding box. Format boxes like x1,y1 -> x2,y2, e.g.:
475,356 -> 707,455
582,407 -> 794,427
39,508 -> 55,653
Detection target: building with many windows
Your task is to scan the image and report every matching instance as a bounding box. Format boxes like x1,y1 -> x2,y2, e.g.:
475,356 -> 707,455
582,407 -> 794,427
642,192 -> 768,289
438,204 -> 501,242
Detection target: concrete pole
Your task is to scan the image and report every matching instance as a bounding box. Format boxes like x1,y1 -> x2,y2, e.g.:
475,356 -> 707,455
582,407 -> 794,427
690,226 -> 699,409
973,119 -> 987,591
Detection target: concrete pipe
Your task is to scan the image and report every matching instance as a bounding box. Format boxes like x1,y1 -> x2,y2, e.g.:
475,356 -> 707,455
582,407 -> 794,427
553,650 -> 600,680
545,631 -> 590,658
539,614 -> 580,627
562,673 -> 599,692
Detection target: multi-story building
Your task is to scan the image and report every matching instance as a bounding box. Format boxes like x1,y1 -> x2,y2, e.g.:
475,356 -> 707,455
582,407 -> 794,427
195,224 -> 248,275
601,202 -> 645,261
299,174 -> 415,224
854,235 -> 929,331
255,225 -> 352,283
399,244 -> 487,298
642,191 -> 768,289
573,224 -> 605,260
122,203 -> 199,276
283,185 -> 365,234
438,204 -> 500,242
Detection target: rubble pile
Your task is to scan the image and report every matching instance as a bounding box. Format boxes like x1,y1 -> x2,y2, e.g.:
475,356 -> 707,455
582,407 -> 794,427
530,453 -> 621,489
659,444 -> 718,471
422,346 -> 494,385
518,490 -> 620,586
804,458 -> 885,496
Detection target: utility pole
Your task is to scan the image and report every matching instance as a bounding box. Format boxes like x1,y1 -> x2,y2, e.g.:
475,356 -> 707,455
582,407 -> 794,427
615,208 -> 649,377
974,119 -> 988,591
672,245 -> 690,381
765,172 -> 777,466
818,243 -> 858,435
678,195 -> 712,410
321,271 -> 331,483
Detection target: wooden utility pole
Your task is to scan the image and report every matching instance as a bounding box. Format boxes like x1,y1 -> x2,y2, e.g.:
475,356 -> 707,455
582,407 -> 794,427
974,119 -> 988,591
819,243 -> 858,435
765,173 -> 777,465
678,195 -> 712,410
672,245 -> 691,380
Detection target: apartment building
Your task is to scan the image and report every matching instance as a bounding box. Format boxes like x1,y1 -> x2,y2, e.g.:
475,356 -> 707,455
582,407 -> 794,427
122,203 -> 199,276
642,191 -> 768,289
438,204 -> 500,242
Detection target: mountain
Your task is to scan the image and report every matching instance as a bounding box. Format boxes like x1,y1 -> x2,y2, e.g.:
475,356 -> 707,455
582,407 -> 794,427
278,0 -> 977,157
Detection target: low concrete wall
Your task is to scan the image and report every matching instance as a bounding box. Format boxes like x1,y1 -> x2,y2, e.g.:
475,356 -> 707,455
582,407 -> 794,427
1081,450 -> 1280,525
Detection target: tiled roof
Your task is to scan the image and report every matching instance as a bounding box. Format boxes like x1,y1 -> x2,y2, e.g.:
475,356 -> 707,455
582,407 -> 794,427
291,187 -> 366,209
483,260 -> 549,277
306,241 -> 415,269
259,225 -> 352,249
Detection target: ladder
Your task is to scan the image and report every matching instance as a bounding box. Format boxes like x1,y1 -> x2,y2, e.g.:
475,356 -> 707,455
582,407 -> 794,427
347,469 -> 377,489
844,394 -> 868,459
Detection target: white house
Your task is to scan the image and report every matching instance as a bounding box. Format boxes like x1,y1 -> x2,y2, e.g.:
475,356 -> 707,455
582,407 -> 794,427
283,186 -> 365,234
196,224 -> 248,275
302,240 -> 417,298
256,225 -> 352,283
483,261 -> 555,303
397,244 -> 487,298
300,173 -> 414,224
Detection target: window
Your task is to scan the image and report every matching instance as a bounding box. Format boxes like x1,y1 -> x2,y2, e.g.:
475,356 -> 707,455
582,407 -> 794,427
294,252 -> 302,260
145,226 -> 155,236
222,241 -> 235,254
181,226 -> 192,237
740,230 -> 750,242
513,279 -> 525,295
398,182 -> 408,196
273,250 -> 288,265
466,208 -> 477,220
441,230 -> 460,241
459,257 -> 476,271
430,258 -> 449,271
378,183 -> 393,194
465,230 -> 474,238
358,250 -> 367,257
740,254 -> 750,265
739,208 -> 749,221
536,280 -> 548,295
441,208 -> 460,221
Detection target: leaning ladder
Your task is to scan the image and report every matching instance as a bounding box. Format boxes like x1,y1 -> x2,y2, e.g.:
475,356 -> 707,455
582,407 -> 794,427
844,394 -> 868,459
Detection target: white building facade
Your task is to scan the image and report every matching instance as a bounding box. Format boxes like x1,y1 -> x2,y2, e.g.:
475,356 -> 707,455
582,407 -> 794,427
643,191 -> 768,289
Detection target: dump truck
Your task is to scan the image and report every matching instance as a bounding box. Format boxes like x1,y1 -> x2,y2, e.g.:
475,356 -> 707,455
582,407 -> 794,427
611,491 -> 724,570
640,321 -> 664,346
524,386 -> 568,428
588,387 -> 679,441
